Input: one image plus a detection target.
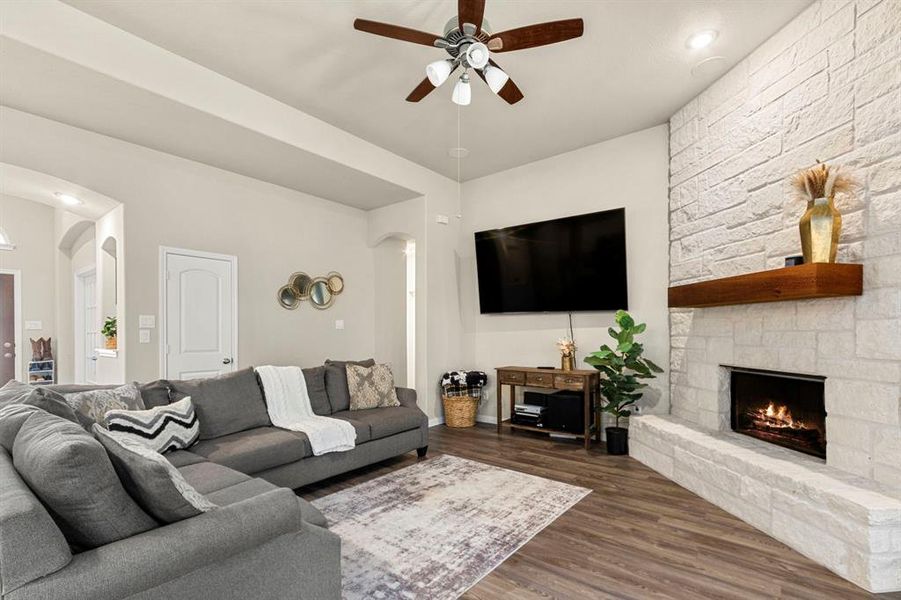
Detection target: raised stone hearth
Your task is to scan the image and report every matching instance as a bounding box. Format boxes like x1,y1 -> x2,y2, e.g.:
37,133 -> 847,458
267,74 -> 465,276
630,415 -> 901,593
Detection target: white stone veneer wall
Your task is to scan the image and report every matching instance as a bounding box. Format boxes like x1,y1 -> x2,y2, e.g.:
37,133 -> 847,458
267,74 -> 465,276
668,0 -> 901,486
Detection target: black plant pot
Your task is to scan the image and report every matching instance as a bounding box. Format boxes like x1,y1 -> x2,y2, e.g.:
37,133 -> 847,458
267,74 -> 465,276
605,427 -> 629,455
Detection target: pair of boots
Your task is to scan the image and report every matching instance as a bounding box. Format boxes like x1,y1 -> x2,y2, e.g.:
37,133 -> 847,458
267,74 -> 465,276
30,337 -> 53,362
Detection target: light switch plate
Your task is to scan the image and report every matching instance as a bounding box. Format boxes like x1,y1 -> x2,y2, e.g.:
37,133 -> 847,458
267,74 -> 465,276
24,321 -> 42,330
139,329 -> 151,343
435,214 -> 449,225
335,320 -> 345,330
139,315 -> 156,328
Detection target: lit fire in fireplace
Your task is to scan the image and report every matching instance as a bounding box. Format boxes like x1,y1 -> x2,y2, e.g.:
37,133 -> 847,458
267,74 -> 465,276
751,401 -> 808,430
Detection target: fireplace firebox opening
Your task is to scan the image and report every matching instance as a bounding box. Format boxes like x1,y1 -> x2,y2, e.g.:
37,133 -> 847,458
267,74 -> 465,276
728,367 -> 826,459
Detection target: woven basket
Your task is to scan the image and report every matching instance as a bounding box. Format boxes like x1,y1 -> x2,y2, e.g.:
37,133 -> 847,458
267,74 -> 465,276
442,395 -> 479,428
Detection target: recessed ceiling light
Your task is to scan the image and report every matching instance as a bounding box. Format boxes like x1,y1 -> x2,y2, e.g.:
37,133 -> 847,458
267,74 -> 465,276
448,147 -> 469,159
54,192 -> 82,206
687,30 -> 718,50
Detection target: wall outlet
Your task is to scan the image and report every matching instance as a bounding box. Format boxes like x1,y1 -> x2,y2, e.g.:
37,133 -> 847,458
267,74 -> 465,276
139,315 -> 156,328
24,321 -> 42,330
139,329 -> 151,344
335,320 -> 345,330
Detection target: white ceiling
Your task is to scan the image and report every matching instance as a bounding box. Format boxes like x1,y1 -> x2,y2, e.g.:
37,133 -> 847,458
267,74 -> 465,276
0,38 -> 421,209
0,162 -> 119,220
64,0 -> 811,181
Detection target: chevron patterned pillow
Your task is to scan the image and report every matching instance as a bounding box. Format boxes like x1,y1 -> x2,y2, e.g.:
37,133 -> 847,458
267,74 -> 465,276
104,397 -> 199,453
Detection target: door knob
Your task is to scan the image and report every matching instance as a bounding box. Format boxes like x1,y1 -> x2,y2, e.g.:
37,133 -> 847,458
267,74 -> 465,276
222,358 -> 233,365
3,353 -> 11,359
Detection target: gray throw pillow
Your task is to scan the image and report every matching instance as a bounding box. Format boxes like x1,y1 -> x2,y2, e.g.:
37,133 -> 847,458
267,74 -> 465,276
169,368 -> 270,440
348,364 -> 401,411
0,403 -> 43,452
104,397 -> 199,453
302,366 -> 331,416
139,380 -> 171,408
324,359 -> 375,413
64,383 -> 145,430
12,410 -> 157,550
93,426 -> 217,523
0,380 -> 80,425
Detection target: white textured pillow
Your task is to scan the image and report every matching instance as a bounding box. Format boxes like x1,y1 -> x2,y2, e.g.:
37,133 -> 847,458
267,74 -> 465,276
64,383 -> 144,428
104,397 -> 199,453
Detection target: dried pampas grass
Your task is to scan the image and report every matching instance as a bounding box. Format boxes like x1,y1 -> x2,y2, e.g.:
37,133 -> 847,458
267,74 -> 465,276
791,161 -> 856,202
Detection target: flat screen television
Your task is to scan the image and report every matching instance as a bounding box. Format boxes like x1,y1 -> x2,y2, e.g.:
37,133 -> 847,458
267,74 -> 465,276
474,208 -> 627,314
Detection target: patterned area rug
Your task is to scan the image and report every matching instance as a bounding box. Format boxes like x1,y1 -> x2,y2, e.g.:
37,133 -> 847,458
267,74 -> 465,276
311,454 -> 591,600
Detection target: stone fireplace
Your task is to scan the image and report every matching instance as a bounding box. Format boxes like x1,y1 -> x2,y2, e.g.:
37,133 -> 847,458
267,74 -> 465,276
729,367 -> 826,459
630,0 -> 901,592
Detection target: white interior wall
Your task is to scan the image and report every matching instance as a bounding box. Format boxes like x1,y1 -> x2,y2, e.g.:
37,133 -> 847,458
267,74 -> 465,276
0,194 -> 57,377
459,125 -> 671,422
2,109 -> 379,383
373,237 -> 408,384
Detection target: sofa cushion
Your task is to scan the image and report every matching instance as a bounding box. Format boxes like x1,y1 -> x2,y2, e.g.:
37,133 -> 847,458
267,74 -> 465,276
176,461 -> 250,494
329,411 -> 372,443
94,426 -> 217,523
190,427 -> 310,474
349,406 -> 425,440
0,380 -> 80,426
0,448 -> 72,593
104,397 -> 200,453
12,410 -> 157,550
45,382 -> 170,409
324,358 -> 375,413
64,383 -> 145,430
169,368 -> 270,440
203,479 -> 328,528
164,449 -> 207,468
302,366 -> 332,416
347,364 -> 400,411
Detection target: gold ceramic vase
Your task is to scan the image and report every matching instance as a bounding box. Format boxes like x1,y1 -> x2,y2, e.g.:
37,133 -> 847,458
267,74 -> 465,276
561,354 -> 575,371
799,196 -> 841,263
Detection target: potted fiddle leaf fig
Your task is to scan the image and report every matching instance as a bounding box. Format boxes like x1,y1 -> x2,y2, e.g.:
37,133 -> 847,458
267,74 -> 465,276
584,310 -> 663,455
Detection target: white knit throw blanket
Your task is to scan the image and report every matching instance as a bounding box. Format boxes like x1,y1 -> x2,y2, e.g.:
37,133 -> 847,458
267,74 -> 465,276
256,365 -> 356,456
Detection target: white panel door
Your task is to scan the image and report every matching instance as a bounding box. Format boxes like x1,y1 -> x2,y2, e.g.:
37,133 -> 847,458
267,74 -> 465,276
164,251 -> 235,379
82,271 -> 98,383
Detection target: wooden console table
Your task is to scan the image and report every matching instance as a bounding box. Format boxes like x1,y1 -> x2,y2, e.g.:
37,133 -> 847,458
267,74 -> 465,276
495,366 -> 600,449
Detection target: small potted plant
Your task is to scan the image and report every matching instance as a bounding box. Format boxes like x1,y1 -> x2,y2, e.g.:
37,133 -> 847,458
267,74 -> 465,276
584,310 -> 662,455
102,316 -> 117,350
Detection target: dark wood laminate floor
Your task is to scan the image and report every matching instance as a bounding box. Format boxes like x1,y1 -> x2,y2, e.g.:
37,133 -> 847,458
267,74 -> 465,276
299,423 -> 901,600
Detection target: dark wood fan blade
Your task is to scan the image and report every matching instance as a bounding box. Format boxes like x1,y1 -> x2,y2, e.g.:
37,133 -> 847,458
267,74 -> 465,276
354,19 -> 443,47
487,18 -> 584,52
458,0 -> 486,33
475,59 -> 524,104
406,64 -> 458,102
405,77 -> 436,102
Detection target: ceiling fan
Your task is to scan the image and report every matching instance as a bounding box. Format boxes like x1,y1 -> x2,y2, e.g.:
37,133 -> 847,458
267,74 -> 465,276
353,0 -> 584,106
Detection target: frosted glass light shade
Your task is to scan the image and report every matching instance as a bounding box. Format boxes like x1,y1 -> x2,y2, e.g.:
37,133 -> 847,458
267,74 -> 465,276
451,75 -> 471,106
483,64 -> 509,94
426,60 -> 453,87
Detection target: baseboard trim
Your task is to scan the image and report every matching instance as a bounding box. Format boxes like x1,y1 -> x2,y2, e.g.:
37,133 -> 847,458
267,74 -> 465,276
428,417 -> 445,427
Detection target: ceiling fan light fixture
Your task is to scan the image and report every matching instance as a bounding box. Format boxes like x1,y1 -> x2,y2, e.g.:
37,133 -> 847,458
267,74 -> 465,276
426,59 -> 454,87
464,42 -> 490,69
451,73 -> 472,106
483,64 -> 509,94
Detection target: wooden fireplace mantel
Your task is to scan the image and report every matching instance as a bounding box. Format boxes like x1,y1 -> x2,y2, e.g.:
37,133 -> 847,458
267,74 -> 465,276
667,263 -> 863,308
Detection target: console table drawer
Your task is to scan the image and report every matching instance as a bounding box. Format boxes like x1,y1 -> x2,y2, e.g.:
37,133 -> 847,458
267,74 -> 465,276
554,374 -> 585,391
525,372 -> 554,387
498,370 -> 525,385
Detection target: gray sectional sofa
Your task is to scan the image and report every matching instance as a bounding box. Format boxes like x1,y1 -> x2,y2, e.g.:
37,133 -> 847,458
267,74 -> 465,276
0,364 -> 429,600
